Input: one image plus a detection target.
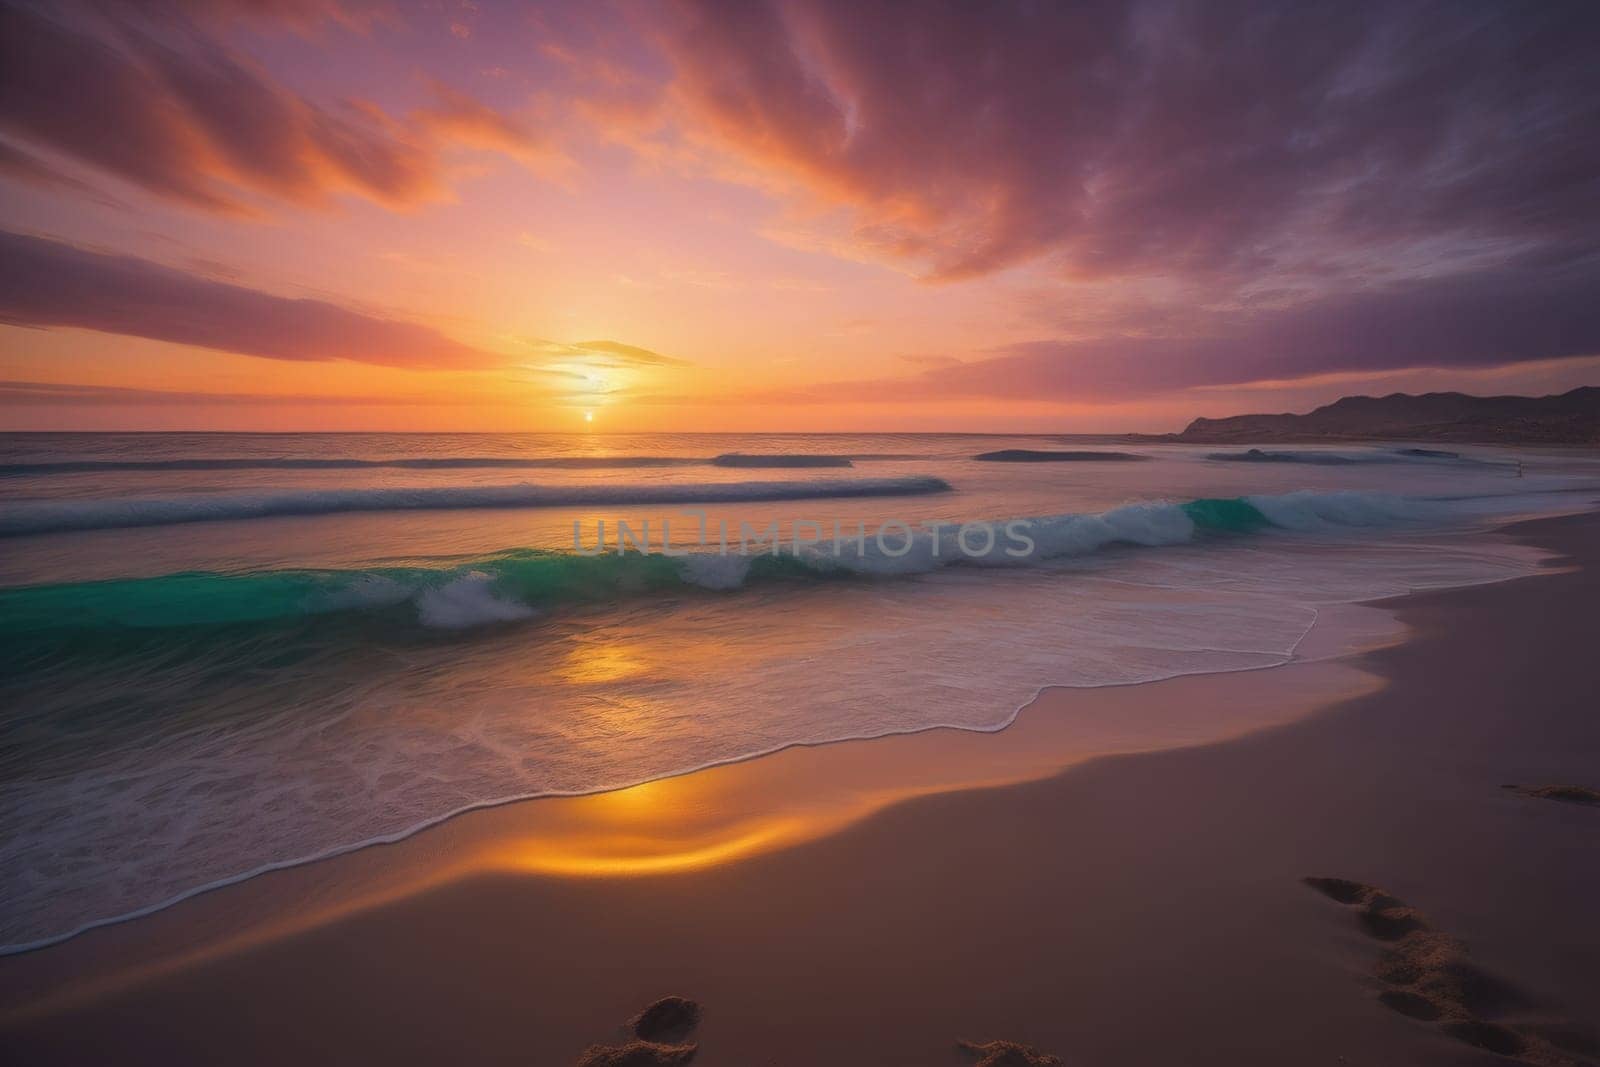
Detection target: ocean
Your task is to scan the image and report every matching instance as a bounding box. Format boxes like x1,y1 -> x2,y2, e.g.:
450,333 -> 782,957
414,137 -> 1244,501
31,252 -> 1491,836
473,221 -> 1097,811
2,431 -> 1597,954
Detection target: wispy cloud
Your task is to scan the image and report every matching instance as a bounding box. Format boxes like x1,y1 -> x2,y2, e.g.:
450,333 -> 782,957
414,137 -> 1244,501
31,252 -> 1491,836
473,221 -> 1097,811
412,80 -> 567,174
0,3 -> 432,213
0,138 -> 124,206
520,339 -> 691,369
0,2 -> 564,215
635,0 -> 1600,288
567,340 -> 689,367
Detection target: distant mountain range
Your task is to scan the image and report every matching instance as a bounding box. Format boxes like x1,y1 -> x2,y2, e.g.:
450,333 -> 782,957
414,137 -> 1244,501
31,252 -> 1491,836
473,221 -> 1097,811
1148,386 -> 1600,444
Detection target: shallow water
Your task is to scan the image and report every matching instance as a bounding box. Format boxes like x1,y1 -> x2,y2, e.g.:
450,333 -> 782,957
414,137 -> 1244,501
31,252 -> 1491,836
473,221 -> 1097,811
2,432 -> 1597,952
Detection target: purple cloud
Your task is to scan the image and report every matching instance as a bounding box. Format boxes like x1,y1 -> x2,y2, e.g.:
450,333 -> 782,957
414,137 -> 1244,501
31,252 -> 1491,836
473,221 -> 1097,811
618,0 -> 1600,391
0,230 -> 504,368
0,380 -> 456,406
751,250 -> 1600,402
0,1 -> 557,214
647,0 -> 1600,284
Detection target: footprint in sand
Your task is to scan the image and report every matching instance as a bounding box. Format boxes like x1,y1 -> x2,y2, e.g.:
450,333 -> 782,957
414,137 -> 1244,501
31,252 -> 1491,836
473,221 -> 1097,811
570,998 -> 1068,1066
957,1038 -> 1065,1066
1502,784 -> 1600,808
574,996 -> 702,1067
1303,876 -> 1600,1065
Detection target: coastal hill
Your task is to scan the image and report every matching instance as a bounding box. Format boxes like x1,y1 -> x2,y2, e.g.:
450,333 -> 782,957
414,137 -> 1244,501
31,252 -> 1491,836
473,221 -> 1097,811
1156,386 -> 1600,445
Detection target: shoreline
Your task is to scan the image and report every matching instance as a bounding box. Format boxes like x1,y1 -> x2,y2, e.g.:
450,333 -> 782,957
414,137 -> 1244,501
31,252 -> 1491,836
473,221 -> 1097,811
0,586 -> 1394,964
0,608 -> 1400,1016
0,502 -> 1565,961
2,510 -> 1597,1064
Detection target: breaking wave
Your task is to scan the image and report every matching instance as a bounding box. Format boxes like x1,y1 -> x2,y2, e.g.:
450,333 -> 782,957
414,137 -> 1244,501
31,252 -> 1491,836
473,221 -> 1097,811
0,489 -> 1492,634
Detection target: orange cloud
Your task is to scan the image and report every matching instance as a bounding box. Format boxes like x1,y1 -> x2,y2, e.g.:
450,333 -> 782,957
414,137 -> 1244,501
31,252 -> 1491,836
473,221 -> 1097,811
413,82 -> 566,173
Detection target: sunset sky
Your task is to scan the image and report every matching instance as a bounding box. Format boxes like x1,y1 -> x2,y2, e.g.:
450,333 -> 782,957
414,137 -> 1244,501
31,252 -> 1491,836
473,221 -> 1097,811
2,0 -> 1597,432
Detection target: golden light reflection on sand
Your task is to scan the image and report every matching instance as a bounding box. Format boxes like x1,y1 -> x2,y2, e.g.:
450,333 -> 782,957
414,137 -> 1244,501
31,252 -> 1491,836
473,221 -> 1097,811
495,823 -> 803,876
0,651 -> 1392,1023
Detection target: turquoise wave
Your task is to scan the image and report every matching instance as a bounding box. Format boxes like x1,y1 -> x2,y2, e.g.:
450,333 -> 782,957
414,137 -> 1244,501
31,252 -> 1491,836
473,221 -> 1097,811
0,551 -> 828,634
1181,496 -> 1271,532
0,493 -> 1418,636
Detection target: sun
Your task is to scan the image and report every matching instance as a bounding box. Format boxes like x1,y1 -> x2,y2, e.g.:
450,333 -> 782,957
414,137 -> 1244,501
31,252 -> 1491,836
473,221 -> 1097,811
584,411 -> 594,423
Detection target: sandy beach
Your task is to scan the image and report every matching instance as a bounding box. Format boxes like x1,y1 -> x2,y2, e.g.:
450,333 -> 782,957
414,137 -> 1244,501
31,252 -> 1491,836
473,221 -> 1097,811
8,3 -> 1600,1061
2,510 -> 1598,1066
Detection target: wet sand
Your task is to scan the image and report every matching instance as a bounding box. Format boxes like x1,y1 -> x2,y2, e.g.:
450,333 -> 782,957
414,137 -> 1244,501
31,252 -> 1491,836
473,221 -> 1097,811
2,512 -> 1597,1065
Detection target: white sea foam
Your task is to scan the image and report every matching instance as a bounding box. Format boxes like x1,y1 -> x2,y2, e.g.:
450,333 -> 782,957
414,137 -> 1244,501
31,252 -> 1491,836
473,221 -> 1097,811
415,572 -> 538,629
677,552 -> 754,590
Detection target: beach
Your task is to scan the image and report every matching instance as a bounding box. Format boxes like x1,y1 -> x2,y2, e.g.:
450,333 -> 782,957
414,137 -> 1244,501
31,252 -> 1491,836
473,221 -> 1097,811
7,3 -> 1600,1060
2,508 -> 1596,1065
